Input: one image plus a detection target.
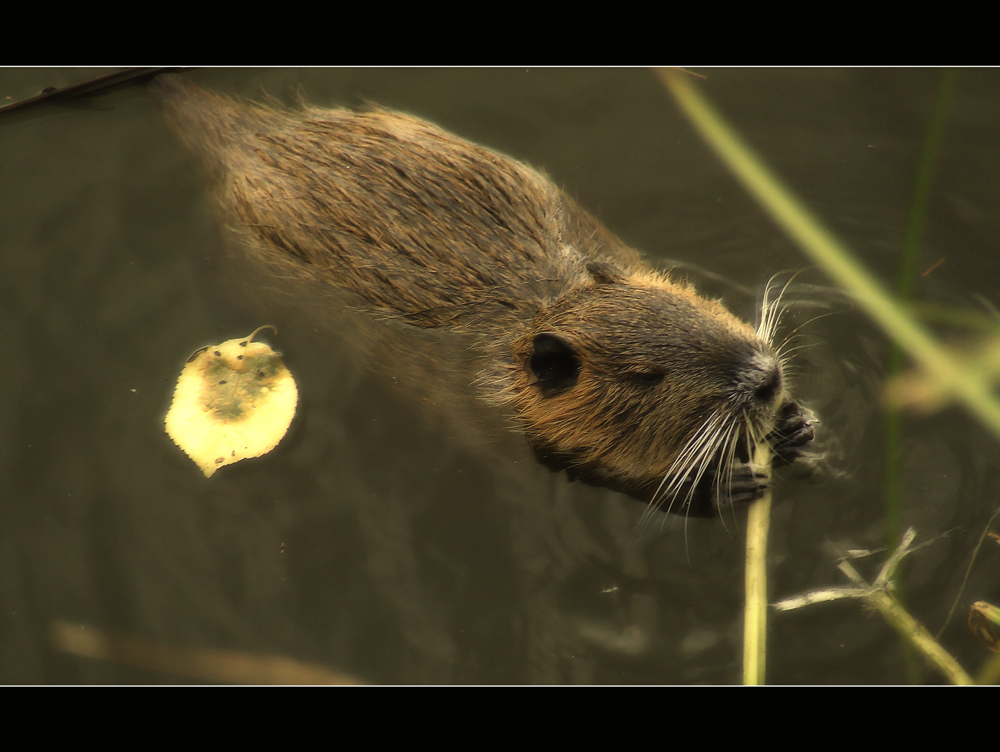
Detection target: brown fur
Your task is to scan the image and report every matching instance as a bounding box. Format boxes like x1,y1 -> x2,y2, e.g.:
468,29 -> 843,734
153,74 -> 810,516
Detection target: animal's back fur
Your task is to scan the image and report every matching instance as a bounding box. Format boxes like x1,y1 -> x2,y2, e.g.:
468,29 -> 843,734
153,75 -> 641,334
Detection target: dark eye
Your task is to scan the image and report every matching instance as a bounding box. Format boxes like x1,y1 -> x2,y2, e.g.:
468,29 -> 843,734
630,370 -> 665,387
529,333 -> 580,396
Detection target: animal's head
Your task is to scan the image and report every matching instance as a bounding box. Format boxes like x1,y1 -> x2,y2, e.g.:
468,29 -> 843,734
508,264 -> 788,515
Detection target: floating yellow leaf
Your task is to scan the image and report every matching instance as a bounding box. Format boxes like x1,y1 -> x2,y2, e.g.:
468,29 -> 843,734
165,326 -> 297,477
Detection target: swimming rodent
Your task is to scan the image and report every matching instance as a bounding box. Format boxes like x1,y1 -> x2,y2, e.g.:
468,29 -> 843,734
152,74 -> 815,518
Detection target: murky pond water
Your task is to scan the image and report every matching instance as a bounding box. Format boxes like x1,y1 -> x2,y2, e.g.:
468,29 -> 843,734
2,68 -> 998,683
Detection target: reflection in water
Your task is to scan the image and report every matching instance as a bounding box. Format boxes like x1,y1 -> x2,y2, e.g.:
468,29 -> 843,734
51,620 -> 362,685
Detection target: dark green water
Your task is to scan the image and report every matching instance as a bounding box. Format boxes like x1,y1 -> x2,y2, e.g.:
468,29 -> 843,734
2,68 -> 998,683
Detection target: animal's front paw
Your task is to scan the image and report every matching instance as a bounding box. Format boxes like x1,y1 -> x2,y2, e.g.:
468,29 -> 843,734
679,463 -> 769,518
767,400 -> 816,466
721,464 -> 770,506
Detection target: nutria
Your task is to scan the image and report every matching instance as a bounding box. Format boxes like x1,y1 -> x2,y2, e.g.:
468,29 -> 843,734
152,74 -> 815,518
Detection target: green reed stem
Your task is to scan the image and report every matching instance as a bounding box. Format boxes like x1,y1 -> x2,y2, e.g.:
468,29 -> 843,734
743,445 -> 772,685
658,68 -> 1000,442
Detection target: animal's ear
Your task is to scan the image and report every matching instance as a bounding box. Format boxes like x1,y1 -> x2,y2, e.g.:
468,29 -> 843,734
585,261 -> 626,285
528,332 -> 581,396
